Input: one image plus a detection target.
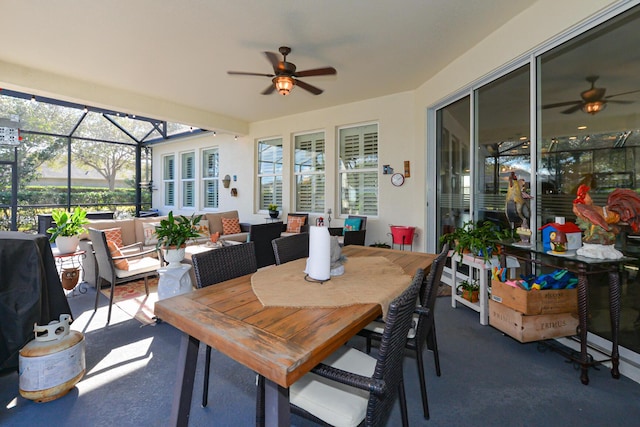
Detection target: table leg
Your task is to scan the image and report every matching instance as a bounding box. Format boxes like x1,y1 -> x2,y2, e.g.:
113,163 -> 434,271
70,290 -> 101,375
479,266 -> 488,326
577,264 -> 589,385
609,265 -> 621,379
264,378 -> 290,427
451,255 -> 458,309
170,333 -> 199,427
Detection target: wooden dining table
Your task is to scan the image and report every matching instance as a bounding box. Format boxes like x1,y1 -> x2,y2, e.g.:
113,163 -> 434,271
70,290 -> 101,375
154,245 -> 436,427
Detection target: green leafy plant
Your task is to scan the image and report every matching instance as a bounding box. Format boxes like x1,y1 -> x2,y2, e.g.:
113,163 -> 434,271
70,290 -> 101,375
154,211 -> 202,249
369,242 -> 391,248
456,279 -> 480,292
268,203 -> 279,212
440,220 -> 504,262
46,207 -> 89,242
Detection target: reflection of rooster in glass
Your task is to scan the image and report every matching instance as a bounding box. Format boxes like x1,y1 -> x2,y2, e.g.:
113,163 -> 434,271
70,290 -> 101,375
505,172 -> 531,229
572,184 -> 640,244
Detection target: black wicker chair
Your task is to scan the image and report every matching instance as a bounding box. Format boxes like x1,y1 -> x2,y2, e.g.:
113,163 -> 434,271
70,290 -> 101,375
249,222 -> 283,268
271,232 -> 309,265
359,243 -> 449,419
256,269 -> 424,427
191,241 -> 257,408
328,215 -> 368,246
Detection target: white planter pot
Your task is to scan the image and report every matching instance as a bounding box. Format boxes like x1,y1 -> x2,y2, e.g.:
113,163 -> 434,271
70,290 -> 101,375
55,236 -> 80,254
163,247 -> 186,269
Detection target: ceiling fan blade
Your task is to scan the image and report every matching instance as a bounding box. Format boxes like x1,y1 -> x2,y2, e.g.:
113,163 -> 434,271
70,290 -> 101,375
542,100 -> 581,109
606,89 -> 640,99
295,67 -> 337,77
261,84 -> 276,95
561,104 -> 584,114
228,71 -> 274,77
608,99 -> 635,104
264,51 -> 281,74
295,79 -> 323,95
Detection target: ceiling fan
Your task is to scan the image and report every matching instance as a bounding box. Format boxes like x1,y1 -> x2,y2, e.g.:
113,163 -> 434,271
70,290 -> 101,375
542,75 -> 640,115
227,46 -> 337,96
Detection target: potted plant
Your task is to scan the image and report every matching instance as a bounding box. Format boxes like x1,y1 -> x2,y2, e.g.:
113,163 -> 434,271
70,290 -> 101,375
457,279 -> 480,303
268,203 -> 279,219
369,241 -> 391,249
155,212 -> 202,268
440,220 -> 504,263
46,207 -> 89,254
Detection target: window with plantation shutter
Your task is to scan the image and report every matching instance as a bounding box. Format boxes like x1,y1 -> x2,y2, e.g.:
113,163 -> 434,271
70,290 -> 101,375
257,137 -> 283,210
295,131 -> 325,213
202,148 -> 219,209
163,154 -> 175,206
181,151 -> 195,208
339,123 -> 378,215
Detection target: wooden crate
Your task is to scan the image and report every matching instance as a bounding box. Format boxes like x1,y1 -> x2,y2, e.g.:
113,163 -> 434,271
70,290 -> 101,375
489,300 -> 579,343
490,280 -> 577,315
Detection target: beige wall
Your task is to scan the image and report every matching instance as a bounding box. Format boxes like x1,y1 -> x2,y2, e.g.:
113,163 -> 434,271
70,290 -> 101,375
154,0 -> 622,251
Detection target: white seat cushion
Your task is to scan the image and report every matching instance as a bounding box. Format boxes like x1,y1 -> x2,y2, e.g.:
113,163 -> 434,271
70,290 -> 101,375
290,346 -> 376,427
115,257 -> 160,278
364,313 -> 418,339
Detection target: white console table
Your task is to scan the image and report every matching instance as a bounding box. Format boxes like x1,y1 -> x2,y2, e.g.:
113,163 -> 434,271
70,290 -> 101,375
445,251 -> 519,325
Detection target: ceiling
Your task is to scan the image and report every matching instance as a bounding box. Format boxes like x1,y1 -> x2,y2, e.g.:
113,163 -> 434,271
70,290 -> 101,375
0,0 -> 537,132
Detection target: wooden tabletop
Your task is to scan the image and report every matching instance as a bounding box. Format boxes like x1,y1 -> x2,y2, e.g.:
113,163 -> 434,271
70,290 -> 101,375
154,245 -> 436,388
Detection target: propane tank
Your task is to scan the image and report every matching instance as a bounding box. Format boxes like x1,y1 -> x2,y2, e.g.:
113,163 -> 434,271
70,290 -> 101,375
19,314 -> 85,402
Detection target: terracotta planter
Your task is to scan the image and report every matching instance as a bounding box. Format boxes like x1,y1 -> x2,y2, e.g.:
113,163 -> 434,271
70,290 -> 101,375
461,289 -> 479,303
61,267 -> 80,290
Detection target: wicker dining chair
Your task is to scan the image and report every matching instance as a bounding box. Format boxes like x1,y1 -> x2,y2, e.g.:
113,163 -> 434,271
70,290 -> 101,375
359,243 -> 449,419
271,232 -> 309,265
191,241 -> 258,407
256,268 -> 425,427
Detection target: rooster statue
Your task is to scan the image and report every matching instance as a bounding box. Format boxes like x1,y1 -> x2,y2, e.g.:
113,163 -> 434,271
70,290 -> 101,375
505,172 -> 531,229
572,184 -> 640,257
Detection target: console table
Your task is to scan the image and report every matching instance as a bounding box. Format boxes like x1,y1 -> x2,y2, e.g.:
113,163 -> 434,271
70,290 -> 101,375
447,251 -> 519,325
497,240 -> 636,385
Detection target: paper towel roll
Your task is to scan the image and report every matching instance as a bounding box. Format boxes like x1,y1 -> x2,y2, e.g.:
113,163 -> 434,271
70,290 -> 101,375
306,226 -> 330,281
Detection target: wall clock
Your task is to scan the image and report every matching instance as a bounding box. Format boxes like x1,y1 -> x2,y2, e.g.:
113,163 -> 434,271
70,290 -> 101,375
391,173 -> 405,187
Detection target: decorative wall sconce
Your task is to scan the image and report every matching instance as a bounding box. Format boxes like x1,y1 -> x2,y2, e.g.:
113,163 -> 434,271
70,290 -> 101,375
230,188 -> 238,197
222,174 -> 231,188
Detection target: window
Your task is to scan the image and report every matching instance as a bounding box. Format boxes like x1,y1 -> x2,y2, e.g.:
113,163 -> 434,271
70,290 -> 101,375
202,148 -> 219,209
257,137 -> 282,210
339,123 -> 378,215
163,154 -> 175,207
294,131 -> 325,213
181,151 -> 195,208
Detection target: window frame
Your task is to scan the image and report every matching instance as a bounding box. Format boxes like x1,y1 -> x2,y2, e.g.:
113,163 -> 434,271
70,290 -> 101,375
338,122 -> 379,216
201,147 -> 219,210
294,130 -> 326,214
162,154 -> 175,207
256,136 -> 283,211
180,150 -> 196,209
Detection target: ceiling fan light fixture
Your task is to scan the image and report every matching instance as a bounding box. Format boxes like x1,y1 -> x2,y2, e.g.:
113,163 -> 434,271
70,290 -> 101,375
582,100 -> 606,115
273,76 -> 294,95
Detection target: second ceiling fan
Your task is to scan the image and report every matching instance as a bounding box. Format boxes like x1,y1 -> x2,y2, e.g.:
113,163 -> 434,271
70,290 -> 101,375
227,46 -> 337,96
542,75 -> 640,115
